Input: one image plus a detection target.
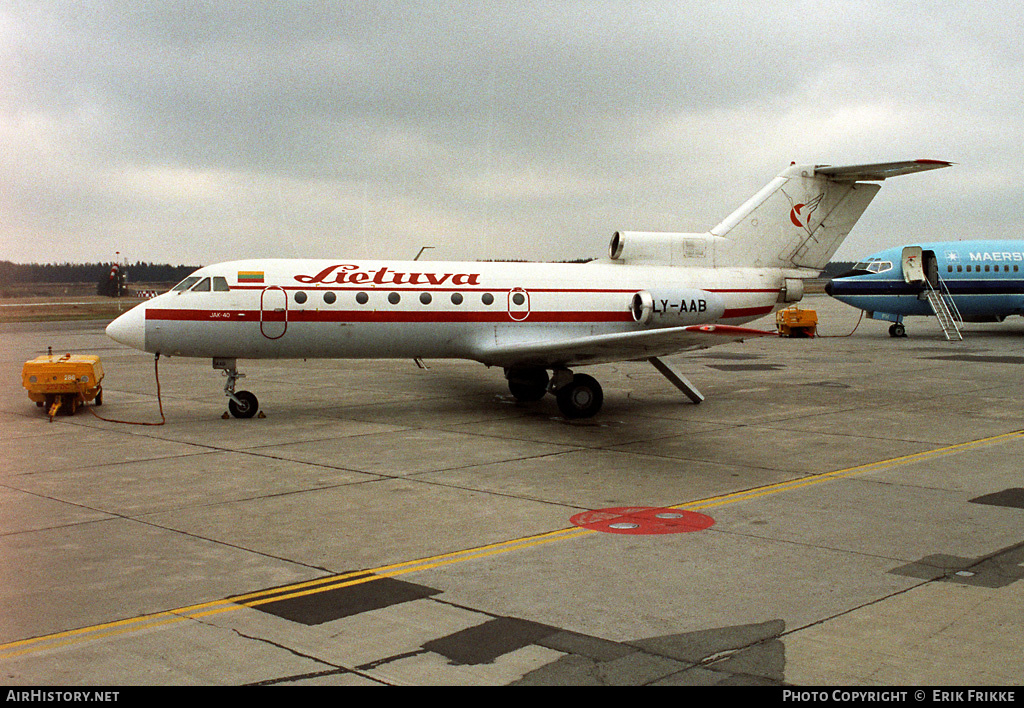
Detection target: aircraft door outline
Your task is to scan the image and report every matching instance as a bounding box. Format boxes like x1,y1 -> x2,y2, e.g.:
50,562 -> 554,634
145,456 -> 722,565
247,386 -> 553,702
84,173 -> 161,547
260,286 -> 288,339
507,287 -> 531,321
901,246 -> 925,284
923,250 -> 939,287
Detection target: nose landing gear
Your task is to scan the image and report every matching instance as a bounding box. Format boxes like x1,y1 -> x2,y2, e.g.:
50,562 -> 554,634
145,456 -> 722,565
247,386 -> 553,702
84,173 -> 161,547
213,357 -> 260,419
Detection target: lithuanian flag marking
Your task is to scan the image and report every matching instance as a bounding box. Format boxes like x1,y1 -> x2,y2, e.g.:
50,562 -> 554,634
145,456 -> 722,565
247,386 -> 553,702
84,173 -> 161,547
238,271 -> 264,284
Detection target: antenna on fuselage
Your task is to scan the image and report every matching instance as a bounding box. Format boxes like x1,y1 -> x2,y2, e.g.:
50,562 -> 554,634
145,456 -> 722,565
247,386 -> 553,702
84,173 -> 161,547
414,246 -> 435,261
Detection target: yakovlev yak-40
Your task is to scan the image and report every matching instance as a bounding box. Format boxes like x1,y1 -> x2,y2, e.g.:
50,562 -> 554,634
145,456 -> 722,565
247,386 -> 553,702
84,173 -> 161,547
107,159 -> 950,418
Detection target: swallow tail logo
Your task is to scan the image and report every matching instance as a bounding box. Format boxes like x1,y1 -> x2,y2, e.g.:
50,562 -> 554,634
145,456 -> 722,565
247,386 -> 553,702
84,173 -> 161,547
789,193 -> 824,230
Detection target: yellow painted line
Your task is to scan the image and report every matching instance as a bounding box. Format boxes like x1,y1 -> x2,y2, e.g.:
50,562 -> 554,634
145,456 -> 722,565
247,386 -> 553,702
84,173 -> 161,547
674,429 -> 1024,513
241,526 -> 593,609
4,429 -> 1021,660
0,527 -> 589,659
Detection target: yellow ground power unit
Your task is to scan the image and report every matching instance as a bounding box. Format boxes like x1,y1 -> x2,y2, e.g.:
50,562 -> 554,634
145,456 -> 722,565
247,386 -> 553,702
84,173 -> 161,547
776,306 -> 818,338
22,353 -> 104,420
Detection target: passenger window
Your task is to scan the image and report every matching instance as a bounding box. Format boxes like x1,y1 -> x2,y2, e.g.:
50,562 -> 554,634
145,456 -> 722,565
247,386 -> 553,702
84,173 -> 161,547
191,277 -> 211,292
512,292 -> 526,305
482,293 -> 494,305
388,292 -> 401,305
323,291 -> 336,304
985,265 -> 991,272
294,291 -> 307,304
957,266 -> 962,272
451,293 -> 464,305
947,266 -> 953,273
213,277 -> 230,291
356,292 -> 369,305
419,292 -> 432,305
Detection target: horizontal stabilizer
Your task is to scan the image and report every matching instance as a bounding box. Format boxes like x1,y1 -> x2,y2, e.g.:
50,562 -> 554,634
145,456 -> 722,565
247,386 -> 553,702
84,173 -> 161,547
473,324 -> 777,369
816,159 -> 952,182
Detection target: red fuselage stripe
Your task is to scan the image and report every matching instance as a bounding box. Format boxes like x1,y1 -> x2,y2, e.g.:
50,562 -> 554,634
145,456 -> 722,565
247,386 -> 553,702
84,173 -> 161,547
721,305 -> 775,318
145,308 -> 635,324
144,306 -> 772,324
230,284 -> 781,295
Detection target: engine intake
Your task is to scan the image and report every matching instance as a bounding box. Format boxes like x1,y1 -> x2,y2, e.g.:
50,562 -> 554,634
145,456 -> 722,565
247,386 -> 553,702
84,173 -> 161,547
630,289 -> 724,325
630,291 -> 654,324
609,231 -> 726,265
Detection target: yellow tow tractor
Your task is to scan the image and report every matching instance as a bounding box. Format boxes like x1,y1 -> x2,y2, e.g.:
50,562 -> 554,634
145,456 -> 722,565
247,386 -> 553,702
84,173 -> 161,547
776,306 -> 818,338
22,351 -> 104,421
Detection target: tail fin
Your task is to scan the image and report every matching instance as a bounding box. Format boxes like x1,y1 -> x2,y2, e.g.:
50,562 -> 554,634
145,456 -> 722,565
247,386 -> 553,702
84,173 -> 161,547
712,160 -> 951,271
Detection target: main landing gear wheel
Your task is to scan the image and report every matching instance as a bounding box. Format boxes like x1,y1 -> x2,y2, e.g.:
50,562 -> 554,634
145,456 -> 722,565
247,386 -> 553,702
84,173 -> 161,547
888,323 -> 906,338
555,373 -> 604,419
506,367 -> 550,402
228,390 -> 259,419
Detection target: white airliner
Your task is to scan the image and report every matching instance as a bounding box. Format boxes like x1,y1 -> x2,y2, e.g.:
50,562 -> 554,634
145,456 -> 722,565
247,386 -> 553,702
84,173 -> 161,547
106,159 -> 950,418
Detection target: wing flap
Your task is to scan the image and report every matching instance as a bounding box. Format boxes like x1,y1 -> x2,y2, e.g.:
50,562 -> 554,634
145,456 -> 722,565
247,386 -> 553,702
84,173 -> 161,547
473,325 -> 777,369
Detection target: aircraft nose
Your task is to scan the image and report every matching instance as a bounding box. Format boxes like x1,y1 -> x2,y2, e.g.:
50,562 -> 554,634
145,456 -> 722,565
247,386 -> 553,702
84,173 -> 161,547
824,280 -> 833,296
106,305 -> 147,351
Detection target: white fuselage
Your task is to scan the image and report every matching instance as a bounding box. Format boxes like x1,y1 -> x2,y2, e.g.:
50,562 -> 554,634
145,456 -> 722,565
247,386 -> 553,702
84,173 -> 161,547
112,258 -> 792,365
101,160 -> 950,418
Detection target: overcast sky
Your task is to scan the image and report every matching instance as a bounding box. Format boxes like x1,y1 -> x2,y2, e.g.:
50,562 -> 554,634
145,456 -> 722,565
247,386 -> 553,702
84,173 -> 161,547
2,1 -> 1021,267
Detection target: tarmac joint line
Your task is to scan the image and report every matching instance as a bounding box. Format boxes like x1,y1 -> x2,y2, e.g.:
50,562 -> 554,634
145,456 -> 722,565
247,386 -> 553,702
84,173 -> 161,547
3,428 -> 1022,661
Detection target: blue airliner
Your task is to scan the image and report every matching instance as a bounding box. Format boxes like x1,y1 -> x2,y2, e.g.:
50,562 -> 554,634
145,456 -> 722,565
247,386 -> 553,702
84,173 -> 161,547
825,241 -> 1024,338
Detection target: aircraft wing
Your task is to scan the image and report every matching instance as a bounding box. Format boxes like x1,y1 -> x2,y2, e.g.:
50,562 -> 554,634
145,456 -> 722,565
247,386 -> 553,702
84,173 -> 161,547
472,324 -> 777,369
815,159 -> 952,182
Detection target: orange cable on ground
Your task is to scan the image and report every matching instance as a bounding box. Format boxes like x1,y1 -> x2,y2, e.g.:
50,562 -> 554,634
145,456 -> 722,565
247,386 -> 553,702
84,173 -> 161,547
816,309 -> 864,338
85,353 -> 166,426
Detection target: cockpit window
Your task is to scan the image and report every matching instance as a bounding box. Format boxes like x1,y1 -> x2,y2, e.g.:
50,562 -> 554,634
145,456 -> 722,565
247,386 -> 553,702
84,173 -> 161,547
213,277 -> 230,291
191,277 -> 211,292
852,258 -> 893,274
172,276 -> 202,292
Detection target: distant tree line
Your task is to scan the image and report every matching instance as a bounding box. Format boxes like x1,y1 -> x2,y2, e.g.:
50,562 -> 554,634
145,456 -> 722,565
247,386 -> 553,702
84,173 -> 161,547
0,261 -> 200,287
0,258 -> 857,292
479,258 -> 596,264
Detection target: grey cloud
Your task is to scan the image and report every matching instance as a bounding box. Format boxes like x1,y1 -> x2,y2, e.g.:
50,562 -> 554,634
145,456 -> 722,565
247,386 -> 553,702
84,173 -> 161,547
1,2 -> 1022,264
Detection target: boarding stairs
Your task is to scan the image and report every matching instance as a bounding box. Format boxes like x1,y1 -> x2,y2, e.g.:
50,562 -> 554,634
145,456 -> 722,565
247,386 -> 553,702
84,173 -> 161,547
924,278 -> 962,341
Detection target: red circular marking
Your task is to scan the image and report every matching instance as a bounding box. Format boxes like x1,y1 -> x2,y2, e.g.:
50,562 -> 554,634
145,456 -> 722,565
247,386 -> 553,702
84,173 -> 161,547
790,203 -> 805,227
570,506 -> 715,535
